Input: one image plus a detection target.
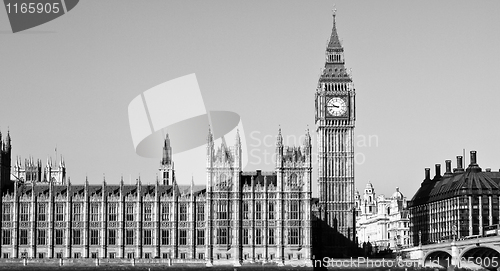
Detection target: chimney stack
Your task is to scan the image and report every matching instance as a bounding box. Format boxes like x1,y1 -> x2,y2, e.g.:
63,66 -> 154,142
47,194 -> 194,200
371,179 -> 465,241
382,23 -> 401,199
434,164 -> 441,180
425,168 -> 430,180
466,150 -> 481,172
444,160 -> 452,176
454,156 -> 464,172
470,151 -> 477,165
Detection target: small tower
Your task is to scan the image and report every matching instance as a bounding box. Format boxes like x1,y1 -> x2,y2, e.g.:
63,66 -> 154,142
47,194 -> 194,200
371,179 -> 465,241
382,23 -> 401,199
0,130 -> 12,189
159,134 -> 174,185
45,156 -> 66,184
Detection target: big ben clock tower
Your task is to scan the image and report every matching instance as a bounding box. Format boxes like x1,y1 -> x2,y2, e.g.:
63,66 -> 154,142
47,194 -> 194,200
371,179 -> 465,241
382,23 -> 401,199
315,10 -> 356,251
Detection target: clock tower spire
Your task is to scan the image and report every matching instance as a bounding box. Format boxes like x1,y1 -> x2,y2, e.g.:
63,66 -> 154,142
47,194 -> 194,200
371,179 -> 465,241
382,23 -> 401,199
315,10 -> 356,255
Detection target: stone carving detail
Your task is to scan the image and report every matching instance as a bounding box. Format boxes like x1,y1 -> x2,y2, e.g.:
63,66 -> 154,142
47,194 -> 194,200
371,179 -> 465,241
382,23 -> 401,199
72,221 -> 83,228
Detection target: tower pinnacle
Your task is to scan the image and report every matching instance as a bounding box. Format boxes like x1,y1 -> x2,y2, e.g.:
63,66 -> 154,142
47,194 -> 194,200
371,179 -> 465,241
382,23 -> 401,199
161,133 -> 172,166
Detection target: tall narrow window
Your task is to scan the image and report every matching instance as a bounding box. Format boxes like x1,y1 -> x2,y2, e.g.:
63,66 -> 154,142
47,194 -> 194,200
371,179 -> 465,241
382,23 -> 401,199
72,203 -> 81,221
90,204 -> 99,222
37,203 -> 46,221
108,203 -> 117,221
290,201 -> 300,220
197,229 -> 205,245
196,204 -> 205,221
73,229 -> 81,245
20,203 -> 30,222
90,230 -> 99,245
19,229 -> 28,245
242,229 -> 249,245
126,230 -> 134,245
55,204 -> 64,221
143,204 -> 152,221
255,202 -> 262,220
55,229 -> 64,245
126,203 -> 134,221
179,204 -> 187,221
179,230 -> 187,245
268,202 -> 275,220
37,229 -> 46,245
2,204 -> 11,222
2,230 -> 11,245
161,229 -> 169,245
161,204 -> 169,221
143,229 -> 152,245
108,229 -> 116,245
242,202 -> 249,219
268,229 -> 275,245
255,228 -> 262,245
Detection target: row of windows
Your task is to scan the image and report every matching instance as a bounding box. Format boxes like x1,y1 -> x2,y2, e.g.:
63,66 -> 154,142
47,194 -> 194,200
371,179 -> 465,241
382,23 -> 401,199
4,200 -> 304,223
2,228 -> 302,246
2,203 -> 205,222
7,251 -> 202,260
1,229 -> 206,246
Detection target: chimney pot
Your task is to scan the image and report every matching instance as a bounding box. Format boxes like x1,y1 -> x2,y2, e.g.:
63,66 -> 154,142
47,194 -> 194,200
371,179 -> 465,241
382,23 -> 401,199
445,160 -> 452,173
486,168 -> 491,172
425,168 -> 430,180
470,151 -> 477,165
457,156 -> 463,169
434,164 -> 441,179
454,156 -> 464,172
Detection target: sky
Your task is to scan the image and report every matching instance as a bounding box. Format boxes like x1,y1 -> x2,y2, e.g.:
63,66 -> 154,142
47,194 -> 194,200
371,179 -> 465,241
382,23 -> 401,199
1,1 -> 499,198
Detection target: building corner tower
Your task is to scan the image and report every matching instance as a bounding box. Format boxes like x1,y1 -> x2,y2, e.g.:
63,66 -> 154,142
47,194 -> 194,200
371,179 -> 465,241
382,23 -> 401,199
315,10 -> 356,256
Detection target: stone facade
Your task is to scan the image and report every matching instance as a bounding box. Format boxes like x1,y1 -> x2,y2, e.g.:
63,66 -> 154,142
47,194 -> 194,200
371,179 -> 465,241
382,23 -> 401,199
313,10 -> 357,257
0,129 -> 312,266
409,151 -> 500,246
355,183 -> 410,253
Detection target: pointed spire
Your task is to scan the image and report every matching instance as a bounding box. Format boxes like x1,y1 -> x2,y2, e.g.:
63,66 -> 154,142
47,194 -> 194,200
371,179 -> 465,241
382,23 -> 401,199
276,126 -> 283,147
161,133 -> 172,166
235,129 -> 241,146
328,7 -> 341,49
207,126 -> 214,143
319,8 -> 351,84
304,128 -> 311,146
6,129 -> 11,151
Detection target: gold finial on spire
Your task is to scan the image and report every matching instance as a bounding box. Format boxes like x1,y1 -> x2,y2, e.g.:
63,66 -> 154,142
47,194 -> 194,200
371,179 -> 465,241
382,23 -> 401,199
332,4 -> 337,16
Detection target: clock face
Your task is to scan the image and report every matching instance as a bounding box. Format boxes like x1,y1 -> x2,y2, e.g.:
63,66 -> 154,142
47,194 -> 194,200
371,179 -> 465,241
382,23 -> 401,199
327,97 -> 347,117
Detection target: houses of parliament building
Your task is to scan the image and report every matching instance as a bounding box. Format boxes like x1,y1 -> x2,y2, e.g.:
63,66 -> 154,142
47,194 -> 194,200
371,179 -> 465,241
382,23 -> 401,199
0,10 -> 358,265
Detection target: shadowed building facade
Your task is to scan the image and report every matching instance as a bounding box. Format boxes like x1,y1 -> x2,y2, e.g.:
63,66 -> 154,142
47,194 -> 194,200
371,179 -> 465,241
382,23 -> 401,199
0,129 -> 312,266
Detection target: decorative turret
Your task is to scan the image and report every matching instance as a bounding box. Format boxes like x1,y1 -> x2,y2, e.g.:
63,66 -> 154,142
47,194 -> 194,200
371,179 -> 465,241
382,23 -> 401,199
275,128 -> 283,168
159,133 -> 174,185
161,134 -> 172,166
234,129 -> 242,169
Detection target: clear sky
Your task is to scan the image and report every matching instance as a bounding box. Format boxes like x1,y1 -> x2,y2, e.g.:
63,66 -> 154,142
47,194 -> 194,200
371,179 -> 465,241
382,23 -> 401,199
1,1 -> 499,198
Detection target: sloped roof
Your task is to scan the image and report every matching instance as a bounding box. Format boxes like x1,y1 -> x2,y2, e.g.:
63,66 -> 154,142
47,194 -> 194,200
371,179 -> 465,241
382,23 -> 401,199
410,169 -> 500,207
